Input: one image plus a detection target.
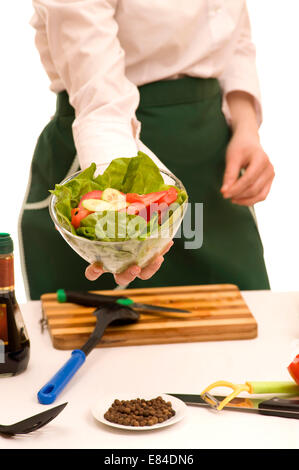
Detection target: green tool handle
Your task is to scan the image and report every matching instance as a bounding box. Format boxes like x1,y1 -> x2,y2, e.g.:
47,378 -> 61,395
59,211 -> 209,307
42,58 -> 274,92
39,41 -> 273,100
248,381 -> 299,394
56,289 -> 130,307
116,298 -> 134,306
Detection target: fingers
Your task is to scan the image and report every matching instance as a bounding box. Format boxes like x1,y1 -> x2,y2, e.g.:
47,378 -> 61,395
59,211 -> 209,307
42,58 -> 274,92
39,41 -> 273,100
114,265 -> 142,286
86,262 -> 142,285
138,256 -> 165,280
231,163 -> 274,202
160,240 -> 174,256
222,149 -> 272,199
86,241 -> 174,285
137,240 -> 173,280
221,149 -> 243,193
85,262 -> 105,280
221,137 -> 275,206
231,179 -> 273,206
114,241 -> 173,285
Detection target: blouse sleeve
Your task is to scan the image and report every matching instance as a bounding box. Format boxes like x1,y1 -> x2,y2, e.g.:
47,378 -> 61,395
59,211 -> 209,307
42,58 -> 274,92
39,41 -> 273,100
218,3 -> 262,127
31,0 -> 145,170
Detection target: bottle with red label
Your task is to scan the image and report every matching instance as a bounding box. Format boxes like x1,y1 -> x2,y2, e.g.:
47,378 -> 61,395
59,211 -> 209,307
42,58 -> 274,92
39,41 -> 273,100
0,233 -> 30,376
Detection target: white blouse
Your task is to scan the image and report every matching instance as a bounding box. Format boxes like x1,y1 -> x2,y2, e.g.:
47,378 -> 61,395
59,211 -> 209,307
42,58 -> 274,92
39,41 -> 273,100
31,0 -> 261,170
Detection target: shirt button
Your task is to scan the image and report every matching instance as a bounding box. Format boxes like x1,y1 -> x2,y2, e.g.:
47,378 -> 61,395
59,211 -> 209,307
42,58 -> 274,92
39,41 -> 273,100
210,5 -> 221,16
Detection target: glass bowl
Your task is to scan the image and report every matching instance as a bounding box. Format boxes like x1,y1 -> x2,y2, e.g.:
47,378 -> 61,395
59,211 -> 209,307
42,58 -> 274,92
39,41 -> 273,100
49,164 -> 187,273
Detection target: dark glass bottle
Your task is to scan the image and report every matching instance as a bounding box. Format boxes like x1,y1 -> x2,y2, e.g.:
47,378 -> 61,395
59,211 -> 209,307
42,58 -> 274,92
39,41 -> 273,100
0,233 -> 30,376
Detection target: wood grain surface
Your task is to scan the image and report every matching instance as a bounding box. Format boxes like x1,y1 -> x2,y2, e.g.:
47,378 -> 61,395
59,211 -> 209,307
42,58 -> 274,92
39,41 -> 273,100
40,284 -> 257,350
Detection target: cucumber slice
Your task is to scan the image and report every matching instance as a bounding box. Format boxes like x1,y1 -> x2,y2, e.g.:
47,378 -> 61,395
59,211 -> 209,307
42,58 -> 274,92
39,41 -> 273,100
82,198 -> 115,212
102,188 -> 126,203
82,197 -> 128,212
110,200 -> 129,210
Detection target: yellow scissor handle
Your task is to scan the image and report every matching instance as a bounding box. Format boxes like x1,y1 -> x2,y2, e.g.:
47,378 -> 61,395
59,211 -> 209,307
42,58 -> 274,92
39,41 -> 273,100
201,380 -> 251,410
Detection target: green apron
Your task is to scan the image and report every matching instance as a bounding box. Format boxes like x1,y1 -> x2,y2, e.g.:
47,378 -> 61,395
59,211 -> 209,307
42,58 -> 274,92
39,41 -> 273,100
20,77 -> 270,300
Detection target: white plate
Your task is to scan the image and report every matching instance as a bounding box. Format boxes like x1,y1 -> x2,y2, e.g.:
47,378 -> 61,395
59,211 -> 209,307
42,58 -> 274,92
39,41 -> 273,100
91,393 -> 187,431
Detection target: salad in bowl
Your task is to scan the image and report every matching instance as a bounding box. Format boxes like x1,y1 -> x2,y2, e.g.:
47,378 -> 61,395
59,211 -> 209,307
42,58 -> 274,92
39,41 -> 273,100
49,152 -> 188,274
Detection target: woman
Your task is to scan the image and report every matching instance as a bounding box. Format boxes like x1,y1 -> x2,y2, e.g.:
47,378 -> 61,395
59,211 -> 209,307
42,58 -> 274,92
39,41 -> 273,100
20,0 -> 274,300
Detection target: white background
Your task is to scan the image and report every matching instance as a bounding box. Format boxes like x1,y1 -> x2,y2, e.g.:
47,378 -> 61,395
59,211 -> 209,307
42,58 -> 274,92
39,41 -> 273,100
0,1 -> 298,303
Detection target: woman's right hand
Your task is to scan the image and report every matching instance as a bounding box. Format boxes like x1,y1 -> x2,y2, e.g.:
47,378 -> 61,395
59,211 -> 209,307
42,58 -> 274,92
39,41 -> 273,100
85,240 -> 174,285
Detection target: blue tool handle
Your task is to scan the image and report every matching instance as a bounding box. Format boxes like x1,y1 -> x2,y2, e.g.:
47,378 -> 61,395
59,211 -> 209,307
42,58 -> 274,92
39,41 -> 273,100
37,349 -> 86,404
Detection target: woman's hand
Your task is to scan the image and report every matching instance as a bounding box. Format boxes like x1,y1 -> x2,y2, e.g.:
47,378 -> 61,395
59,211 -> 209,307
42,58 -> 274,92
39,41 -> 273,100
85,240 -> 174,285
221,127 -> 275,206
221,90 -> 275,206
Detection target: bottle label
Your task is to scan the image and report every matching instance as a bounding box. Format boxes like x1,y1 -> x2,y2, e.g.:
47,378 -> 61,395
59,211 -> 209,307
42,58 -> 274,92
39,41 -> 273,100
0,304 -> 8,345
0,339 -> 3,363
0,255 -> 14,290
14,304 -> 29,343
0,340 -> 3,363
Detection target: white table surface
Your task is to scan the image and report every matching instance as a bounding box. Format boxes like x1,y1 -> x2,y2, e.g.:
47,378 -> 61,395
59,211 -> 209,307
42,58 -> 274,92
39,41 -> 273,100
1,290 -> 299,450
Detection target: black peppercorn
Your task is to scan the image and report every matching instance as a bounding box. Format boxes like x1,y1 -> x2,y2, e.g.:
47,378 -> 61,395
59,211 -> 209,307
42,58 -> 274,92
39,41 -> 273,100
104,396 -> 176,427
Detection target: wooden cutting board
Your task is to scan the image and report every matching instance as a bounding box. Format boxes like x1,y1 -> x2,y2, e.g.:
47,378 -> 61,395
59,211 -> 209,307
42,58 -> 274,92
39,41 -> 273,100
40,284 -> 257,350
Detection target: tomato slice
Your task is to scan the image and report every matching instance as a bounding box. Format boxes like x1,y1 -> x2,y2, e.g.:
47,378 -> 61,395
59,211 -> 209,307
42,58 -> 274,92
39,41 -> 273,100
126,202 -> 148,221
126,191 -> 167,206
126,193 -> 140,204
78,190 -> 103,208
288,354 -> 299,385
126,188 -> 178,207
126,200 -> 170,224
71,207 -> 92,229
159,187 -> 178,205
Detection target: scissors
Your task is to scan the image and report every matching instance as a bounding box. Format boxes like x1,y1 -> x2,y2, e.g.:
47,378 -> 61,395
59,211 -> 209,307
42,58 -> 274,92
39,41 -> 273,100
56,288 -> 191,314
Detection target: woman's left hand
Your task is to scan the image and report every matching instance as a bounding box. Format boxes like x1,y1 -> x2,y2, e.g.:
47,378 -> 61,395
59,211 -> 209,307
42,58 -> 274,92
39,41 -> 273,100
220,127 -> 275,206
85,240 -> 174,285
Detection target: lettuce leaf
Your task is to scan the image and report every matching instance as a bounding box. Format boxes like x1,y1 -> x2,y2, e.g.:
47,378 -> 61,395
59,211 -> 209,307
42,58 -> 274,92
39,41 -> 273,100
121,152 -> 165,193
50,185 -> 76,234
96,157 -> 131,191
